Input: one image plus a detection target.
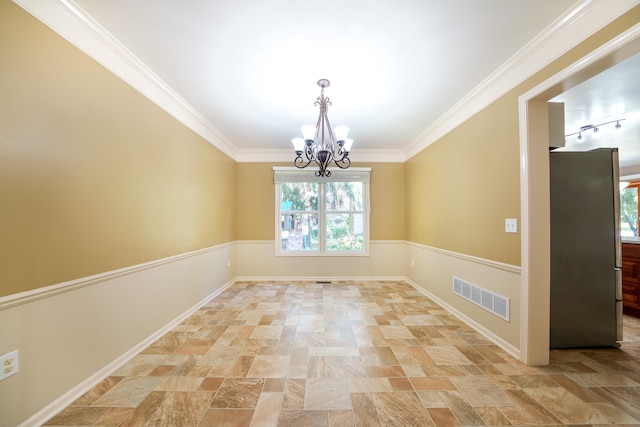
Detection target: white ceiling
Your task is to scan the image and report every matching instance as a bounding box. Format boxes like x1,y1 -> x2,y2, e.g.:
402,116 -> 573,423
40,0 -> 638,166
551,52 -> 640,169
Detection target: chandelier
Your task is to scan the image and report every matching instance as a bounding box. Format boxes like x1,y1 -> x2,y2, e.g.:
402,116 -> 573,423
292,79 -> 353,177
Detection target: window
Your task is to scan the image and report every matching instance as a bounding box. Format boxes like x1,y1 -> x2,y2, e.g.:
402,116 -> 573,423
621,181 -> 639,238
275,167 -> 370,255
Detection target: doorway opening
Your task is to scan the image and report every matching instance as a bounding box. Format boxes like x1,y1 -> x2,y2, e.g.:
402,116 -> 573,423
519,24 -> 640,365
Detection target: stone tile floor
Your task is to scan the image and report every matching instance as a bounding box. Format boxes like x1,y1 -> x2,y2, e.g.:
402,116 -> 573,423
44,281 -> 640,426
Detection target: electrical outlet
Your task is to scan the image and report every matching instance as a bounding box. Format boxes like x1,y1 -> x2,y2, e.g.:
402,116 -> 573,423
505,218 -> 518,233
0,350 -> 18,381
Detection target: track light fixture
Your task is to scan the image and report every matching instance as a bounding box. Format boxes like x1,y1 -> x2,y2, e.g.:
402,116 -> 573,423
565,118 -> 625,142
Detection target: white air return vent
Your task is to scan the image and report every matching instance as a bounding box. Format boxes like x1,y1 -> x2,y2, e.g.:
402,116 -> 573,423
452,276 -> 509,321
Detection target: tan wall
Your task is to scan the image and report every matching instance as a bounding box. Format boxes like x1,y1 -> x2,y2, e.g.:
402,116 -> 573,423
0,1 -> 236,297
236,163 -> 278,240
406,98 -> 520,265
406,5 -> 640,267
369,163 -> 406,240
237,162 -> 405,241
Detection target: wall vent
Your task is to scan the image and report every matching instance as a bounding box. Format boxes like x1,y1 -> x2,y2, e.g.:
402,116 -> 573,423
453,276 -> 509,321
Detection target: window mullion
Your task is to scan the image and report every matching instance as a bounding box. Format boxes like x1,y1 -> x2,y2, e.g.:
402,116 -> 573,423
276,184 -> 282,253
319,182 -> 326,253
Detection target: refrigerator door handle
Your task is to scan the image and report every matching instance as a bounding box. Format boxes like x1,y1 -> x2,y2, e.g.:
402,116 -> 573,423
612,149 -> 622,269
616,301 -> 623,342
615,267 -> 622,301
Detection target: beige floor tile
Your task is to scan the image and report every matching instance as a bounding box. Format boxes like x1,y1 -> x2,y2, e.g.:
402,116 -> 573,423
305,378 -> 352,410
350,392 -> 381,427
427,407 -> 461,427
371,391 -> 435,427
43,406 -> 110,426
565,371 -> 640,387
92,407 -> 133,426
423,346 -> 472,365
347,378 -> 394,393
410,377 -> 457,391
44,281 -> 640,427
449,375 -> 515,406
473,406 -> 512,425
156,376 -> 205,392
438,390 -> 487,426
246,355 -> 291,378
210,378 -> 265,408
117,390 -> 169,426
524,386 -> 610,424
92,376 -> 163,407
251,392 -> 283,427
382,327 -> 416,341
198,408 -> 254,427
329,409 -> 355,427
277,409 -> 329,427
326,356 -> 367,378
145,391 -> 211,426
282,378 -> 306,409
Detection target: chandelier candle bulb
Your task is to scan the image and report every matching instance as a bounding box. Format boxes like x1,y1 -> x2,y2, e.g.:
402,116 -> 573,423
301,125 -> 316,142
334,125 -> 350,142
292,138 -> 305,153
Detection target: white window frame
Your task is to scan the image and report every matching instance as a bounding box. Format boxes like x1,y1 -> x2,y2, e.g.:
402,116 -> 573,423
274,167 -> 370,256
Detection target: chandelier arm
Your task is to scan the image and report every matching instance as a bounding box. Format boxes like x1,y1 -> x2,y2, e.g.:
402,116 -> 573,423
294,145 -> 316,169
294,154 -> 311,169
315,109 -> 324,150
323,98 -> 336,149
334,147 -> 349,161
321,101 -> 333,151
305,145 -> 316,163
315,165 -> 331,177
333,155 -> 351,169
322,109 -> 337,156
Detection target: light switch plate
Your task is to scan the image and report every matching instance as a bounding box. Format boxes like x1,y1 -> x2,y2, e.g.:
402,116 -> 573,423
505,218 -> 518,233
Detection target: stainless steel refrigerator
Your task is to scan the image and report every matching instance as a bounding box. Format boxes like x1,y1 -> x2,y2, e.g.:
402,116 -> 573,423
549,147 -> 623,348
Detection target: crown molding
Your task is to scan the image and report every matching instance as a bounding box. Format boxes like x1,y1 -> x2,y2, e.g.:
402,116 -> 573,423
13,0 -> 638,164
13,0 -> 239,161
404,0 -> 639,160
236,148 -> 406,163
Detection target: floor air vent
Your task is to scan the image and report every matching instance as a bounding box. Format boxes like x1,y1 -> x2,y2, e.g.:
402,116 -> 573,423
453,276 -> 509,321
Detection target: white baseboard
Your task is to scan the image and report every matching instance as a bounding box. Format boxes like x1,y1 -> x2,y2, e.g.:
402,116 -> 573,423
234,276 -> 406,283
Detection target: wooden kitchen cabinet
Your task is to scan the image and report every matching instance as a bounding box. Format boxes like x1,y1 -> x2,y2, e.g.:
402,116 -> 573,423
622,243 -> 640,317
